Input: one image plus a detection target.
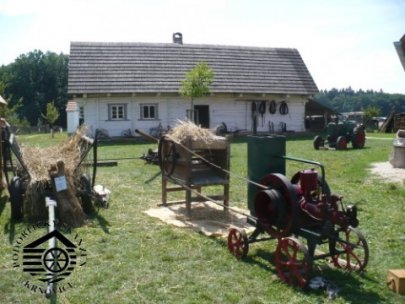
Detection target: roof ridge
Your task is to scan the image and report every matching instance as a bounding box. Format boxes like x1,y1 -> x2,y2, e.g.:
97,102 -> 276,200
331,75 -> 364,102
70,41 -> 296,52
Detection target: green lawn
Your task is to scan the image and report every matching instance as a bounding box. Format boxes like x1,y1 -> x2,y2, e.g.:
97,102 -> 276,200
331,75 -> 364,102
1,132 -> 405,303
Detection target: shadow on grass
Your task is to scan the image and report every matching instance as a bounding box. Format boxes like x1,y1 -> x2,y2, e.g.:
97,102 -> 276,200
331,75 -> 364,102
0,195 -> 17,244
145,170 -> 161,184
238,247 -> 383,303
3,219 -> 15,244
0,194 -> 8,217
88,211 -> 111,234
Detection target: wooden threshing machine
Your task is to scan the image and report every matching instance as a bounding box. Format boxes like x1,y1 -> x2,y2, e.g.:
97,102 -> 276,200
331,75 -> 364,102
158,134 -> 230,216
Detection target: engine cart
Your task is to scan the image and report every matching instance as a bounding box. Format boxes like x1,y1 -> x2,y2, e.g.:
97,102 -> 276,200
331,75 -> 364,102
226,136 -> 369,288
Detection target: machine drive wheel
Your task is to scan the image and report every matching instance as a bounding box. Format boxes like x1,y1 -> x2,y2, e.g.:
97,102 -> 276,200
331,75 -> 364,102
331,226 -> 369,272
80,174 -> 93,214
352,128 -> 366,149
158,137 -> 177,177
255,174 -> 299,238
275,237 -> 312,288
9,176 -> 23,221
313,136 -> 324,150
227,227 -> 249,259
336,136 -> 347,150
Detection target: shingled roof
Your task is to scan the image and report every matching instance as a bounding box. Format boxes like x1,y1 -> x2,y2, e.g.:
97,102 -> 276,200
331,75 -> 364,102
68,41 -> 318,95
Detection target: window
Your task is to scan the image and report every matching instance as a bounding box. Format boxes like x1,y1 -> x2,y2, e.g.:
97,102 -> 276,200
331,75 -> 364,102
140,104 -> 158,120
108,104 -> 127,120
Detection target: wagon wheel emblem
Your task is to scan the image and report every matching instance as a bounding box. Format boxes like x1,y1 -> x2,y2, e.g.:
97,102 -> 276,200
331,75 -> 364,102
43,248 -> 69,273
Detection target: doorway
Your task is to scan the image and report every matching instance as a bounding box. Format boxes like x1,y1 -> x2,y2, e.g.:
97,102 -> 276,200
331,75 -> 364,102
194,105 -> 210,128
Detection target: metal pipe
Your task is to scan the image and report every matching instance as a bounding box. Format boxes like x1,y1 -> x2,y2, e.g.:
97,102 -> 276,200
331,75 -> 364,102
135,129 -> 159,142
45,197 -> 57,301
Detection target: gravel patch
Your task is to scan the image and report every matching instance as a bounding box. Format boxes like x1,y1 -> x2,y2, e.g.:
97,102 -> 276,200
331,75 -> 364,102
370,161 -> 405,185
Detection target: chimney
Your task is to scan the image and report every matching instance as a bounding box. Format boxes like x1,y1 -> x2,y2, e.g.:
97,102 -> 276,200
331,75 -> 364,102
173,32 -> 183,44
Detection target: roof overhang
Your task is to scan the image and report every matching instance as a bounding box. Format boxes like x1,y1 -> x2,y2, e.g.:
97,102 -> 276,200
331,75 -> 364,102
394,34 -> 405,71
306,99 -> 339,117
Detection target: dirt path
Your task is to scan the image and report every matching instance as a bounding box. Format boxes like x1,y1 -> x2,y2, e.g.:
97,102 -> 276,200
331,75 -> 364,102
370,162 -> 405,185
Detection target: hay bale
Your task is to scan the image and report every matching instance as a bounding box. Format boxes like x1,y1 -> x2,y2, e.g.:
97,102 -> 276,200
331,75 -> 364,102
48,160 -> 85,227
20,130 -> 89,226
166,120 -> 221,144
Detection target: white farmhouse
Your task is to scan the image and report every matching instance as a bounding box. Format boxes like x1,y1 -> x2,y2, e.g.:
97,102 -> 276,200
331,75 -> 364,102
67,33 -> 320,136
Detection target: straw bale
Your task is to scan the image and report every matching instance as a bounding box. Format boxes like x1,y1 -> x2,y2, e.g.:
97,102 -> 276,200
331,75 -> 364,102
20,131 -> 87,183
166,120 -> 219,144
20,130 -> 89,226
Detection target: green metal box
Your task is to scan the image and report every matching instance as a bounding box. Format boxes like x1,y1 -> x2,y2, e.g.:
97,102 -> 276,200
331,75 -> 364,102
247,135 -> 286,216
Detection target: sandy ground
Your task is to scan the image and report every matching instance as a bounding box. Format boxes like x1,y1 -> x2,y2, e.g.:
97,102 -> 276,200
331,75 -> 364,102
145,201 -> 254,237
369,161 -> 405,185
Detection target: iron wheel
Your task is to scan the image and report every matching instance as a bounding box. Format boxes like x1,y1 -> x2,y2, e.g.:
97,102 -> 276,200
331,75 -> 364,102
227,227 -> 249,259
331,226 -> 368,272
9,176 -> 23,221
275,237 -> 311,288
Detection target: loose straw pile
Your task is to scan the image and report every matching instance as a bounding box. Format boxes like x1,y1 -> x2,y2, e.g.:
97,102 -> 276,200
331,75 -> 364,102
166,120 -> 218,144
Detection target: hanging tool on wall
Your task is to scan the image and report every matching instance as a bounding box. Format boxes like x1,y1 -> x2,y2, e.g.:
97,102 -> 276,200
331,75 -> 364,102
279,121 -> 287,132
268,121 -> 274,133
258,101 -> 266,127
269,100 -> 277,114
279,101 -> 289,115
251,102 -> 258,135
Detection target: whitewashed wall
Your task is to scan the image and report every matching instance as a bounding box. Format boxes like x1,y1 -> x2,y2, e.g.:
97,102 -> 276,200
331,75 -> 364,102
73,95 -> 307,136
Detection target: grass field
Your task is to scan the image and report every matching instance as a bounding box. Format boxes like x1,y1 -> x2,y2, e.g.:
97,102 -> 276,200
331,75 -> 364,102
1,131 -> 404,304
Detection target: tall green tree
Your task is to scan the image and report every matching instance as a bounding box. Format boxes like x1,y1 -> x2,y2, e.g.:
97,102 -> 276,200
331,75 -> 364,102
179,62 -> 214,121
0,50 -> 68,127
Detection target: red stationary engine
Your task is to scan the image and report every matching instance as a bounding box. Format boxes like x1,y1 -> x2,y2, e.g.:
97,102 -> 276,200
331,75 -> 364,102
254,169 -> 358,239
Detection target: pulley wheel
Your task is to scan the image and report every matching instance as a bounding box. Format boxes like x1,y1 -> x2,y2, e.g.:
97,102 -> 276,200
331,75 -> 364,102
227,227 -> 249,259
275,237 -> 311,288
255,173 -> 299,238
157,137 -> 177,177
331,226 -> 369,272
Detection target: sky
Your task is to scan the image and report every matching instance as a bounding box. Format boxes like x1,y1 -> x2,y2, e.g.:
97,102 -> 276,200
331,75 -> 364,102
0,0 -> 404,94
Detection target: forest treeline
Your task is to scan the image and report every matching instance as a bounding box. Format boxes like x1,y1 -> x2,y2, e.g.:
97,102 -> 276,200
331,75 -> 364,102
0,50 -> 68,128
314,87 -> 405,117
0,50 -> 404,128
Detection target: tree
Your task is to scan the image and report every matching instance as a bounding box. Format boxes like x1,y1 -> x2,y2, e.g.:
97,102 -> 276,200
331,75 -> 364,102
179,62 -> 214,121
42,102 -> 60,137
0,50 -> 68,127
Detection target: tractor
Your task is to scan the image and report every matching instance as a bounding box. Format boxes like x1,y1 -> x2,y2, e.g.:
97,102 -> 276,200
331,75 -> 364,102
313,121 -> 365,150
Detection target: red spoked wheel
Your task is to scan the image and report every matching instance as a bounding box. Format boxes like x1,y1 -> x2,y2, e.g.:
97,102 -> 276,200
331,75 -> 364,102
255,174 -> 299,238
275,237 -> 311,288
352,128 -> 366,149
331,226 -> 369,272
227,227 -> 249,259
336,136 -> 347,150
